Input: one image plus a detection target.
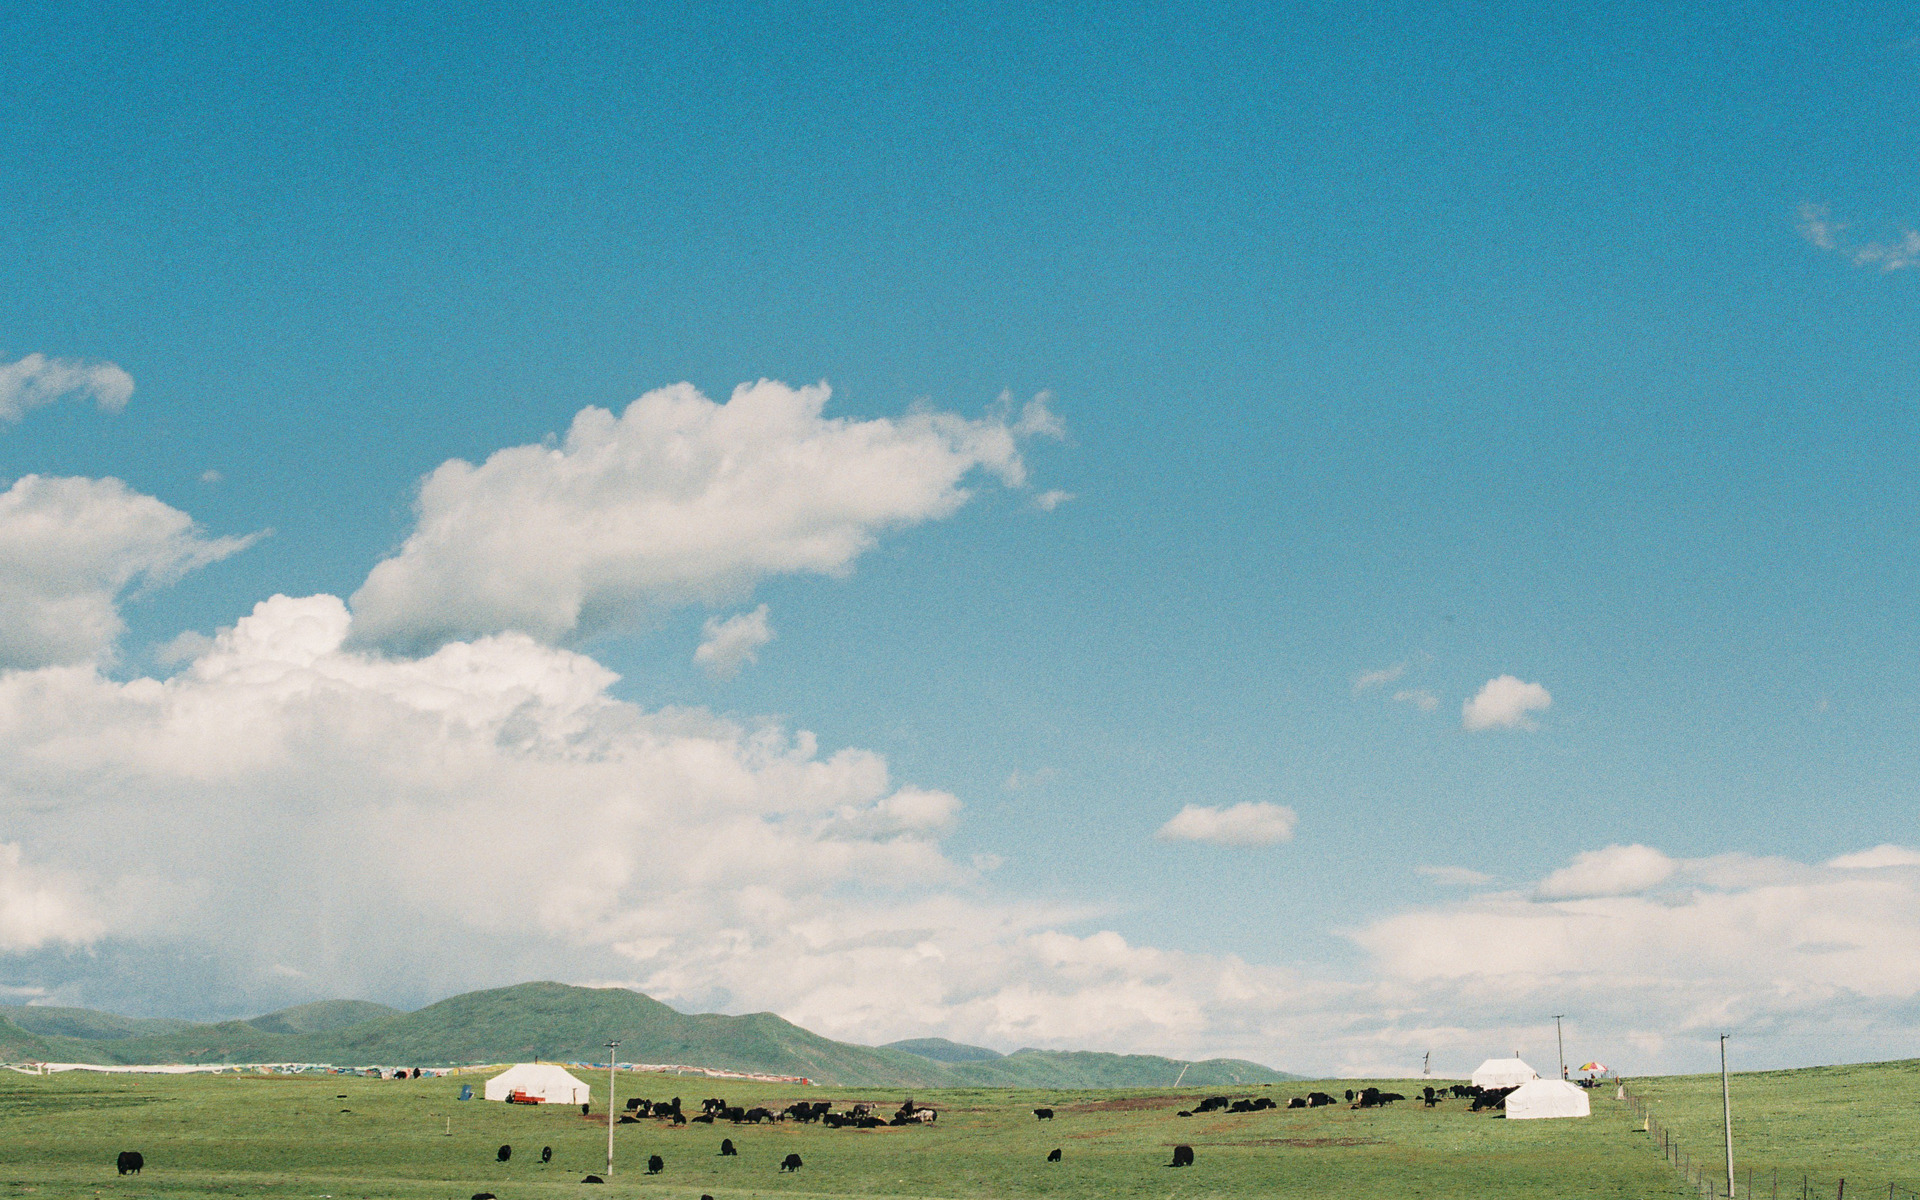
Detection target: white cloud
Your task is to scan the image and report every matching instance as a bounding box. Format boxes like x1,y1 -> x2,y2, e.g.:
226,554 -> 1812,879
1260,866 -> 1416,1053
1798,204 -> 1920,271
0,475 -> 256,669
1827,845 -> 1920,870
1155,801 -> 1298,846
0,354 -> 134,423
14,595 -> 1920,1073
693,605 -> 774,679
0,594 -> 1343,1059
1393,688 -> 1439,711
1535,844 -> 1676,900
1351,843 -> 1920,1070
1461,674 -> 1551,731
1034,489 -> 1074,511
1417,865 -> 1495,886
1003,767 -> 1057,791
1798,202 -> 1842,251
1352,663 -> 1406,694
1854,230 -> 1920,272
349,381 -> 1065,654
199,470 -> 222,485
0,843 -> 103,951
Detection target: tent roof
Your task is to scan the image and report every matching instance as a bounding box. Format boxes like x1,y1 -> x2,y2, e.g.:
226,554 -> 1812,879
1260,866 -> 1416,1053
488,1062 -> 587,1087
482,1062 -> 591,1103
1470,1057 -> 1540,1088
1505,1078 -> 1591,1120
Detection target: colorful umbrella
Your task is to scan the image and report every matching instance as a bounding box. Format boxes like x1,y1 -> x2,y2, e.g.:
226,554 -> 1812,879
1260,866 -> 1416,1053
1578,1062 -> 1607,1072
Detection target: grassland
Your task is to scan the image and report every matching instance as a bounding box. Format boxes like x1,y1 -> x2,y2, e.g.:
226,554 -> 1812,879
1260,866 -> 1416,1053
1626,1060 -> 1920,1199
0,1067 -> 1688,1200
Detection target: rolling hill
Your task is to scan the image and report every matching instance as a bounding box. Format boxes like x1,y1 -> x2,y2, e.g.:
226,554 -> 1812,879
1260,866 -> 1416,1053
0,981 -> 1296,1087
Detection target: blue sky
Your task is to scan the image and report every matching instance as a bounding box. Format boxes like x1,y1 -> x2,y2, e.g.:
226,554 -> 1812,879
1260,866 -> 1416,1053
1,1 -> 1918,1074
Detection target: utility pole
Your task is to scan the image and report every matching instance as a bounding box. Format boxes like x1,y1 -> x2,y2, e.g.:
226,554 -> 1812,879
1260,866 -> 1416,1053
1721,1034 -> 1735,1198
1552,1015 -> 1566,1080
606,1040 -> 621,1177
1423,1051 -> 1431,1077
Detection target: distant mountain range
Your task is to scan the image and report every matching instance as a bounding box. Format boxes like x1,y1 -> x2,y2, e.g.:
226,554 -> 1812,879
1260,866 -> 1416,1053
0,982 -> 1295,1088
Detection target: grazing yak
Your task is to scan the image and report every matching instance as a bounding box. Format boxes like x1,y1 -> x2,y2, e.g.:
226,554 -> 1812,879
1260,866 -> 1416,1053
720,1138 -> 737,1156
1047,1149 -> 1062,1163
1307,1092 -> 1337,1107
115,1151 -> 144,1175
781,1153 -> 804,1172
540,1146 -> 552,1163
472,1194 -> 496,1199
1171,1145 -> 1195,1168
496,1145 -> 511,1163
1033,1108 -> 1054,1120
1286,1097 -> 1307,1109
581,1175 -> 603,1184
647,1155 -> 664,1175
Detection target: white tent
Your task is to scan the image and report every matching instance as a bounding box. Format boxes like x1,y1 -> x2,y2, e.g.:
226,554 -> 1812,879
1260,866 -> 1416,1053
1471,1057 -> 1540,1090
1504,1078 -> 1591,1120
483,1063 -> 592,1105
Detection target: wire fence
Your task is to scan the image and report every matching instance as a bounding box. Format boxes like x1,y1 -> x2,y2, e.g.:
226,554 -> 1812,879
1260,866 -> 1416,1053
1616,1085 -> 1920,1200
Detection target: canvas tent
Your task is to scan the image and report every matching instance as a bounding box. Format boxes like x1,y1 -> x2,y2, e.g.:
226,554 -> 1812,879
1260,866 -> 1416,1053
1470,1057 -> 1540,1090
1504,1078 -> 1591,1120
483,1063 -> 591,1105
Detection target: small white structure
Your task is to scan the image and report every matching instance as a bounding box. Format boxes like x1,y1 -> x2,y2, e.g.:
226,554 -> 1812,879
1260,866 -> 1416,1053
1504,1078 -> 1591,1120
1470,1056 -> 1540,1090
483,1063 -> 591,1105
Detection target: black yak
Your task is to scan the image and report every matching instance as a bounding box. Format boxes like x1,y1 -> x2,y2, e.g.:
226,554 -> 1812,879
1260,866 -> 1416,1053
1047,1148 -> 1062,1162
115,1151 -> 143,1175
781,1153 -> 803,1172
1171,1145 -> 1195,1168
1033,1108 -> 1054,1120
720,1139 -> 737,1156
541,1146 -> 552,1163
496,1144 -> 511,1163
647,1155 -> 664,1175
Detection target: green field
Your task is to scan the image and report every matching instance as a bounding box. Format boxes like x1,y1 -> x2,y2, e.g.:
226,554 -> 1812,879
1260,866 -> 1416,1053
0,1067 -> 1698,1199
1625,1061 -> 1920,1200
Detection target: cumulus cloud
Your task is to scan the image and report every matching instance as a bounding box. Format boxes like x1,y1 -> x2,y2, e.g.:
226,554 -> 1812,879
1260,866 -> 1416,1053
349,381 -> 1065,654
1461,675 -> 1551,731
0,354 -> 133,423
0,475 -> 256,669
1351,843 -> 1920,1069
0,594 -> 1346,1057
1155,802 -> 1298,846
693,605 -> 774,679
1827,845 -> 1920,870
0,843 -> 103,951
1535,844 -> 1676,900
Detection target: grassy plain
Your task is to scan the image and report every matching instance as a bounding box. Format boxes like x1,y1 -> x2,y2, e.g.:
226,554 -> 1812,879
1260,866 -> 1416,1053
0,1068 -> 1688,1200
1627,1060 -> 1920,1199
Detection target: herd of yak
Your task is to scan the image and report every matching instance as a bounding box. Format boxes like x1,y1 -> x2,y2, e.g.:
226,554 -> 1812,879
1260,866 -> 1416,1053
1168,1083 -> 1519,1115
114,1079 -> 1529,1182
616,1093 -> 940,1129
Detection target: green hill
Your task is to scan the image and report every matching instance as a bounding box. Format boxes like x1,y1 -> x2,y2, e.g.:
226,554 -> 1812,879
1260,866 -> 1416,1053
884,1037 -> 1004,1062
245,999 -> 402,1035
0,982 -> 1296,1087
